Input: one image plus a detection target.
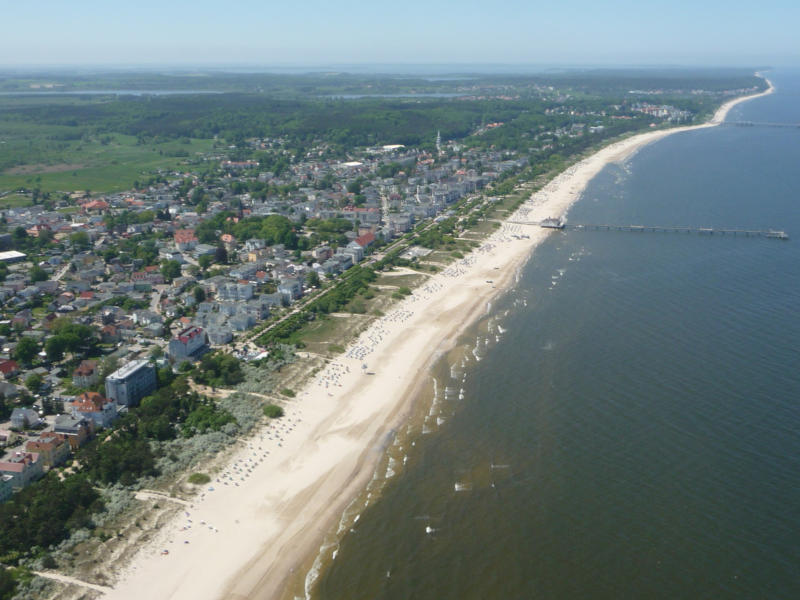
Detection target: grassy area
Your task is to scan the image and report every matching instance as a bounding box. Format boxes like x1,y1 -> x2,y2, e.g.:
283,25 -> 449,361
374,272 -> 428,288
0,193 -> 33,208
421,250 -> 457,265
0,127 -> 215,194
300,313 -> 373,355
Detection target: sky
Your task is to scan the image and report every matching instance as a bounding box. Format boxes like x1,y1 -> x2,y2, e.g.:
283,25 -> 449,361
1,0 -> 798,68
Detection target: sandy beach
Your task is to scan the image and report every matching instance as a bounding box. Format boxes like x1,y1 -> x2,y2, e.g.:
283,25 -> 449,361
103,79 -> 772,600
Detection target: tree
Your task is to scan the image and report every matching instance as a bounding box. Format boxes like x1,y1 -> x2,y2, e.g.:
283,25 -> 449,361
160,260 -> 181,282
193,286 -> 206,303
198,255 -> 212,271
45,336 -> 67,362
0,565 -> 16,599
14,337 -> 39,365
12,226 -> 28,246
306,271 -> 321,288
30,265 -> 48,283
45,321 -> 97,361
214,245 -> 228,265
24,373 -> 43,392
69,231 -> 90,249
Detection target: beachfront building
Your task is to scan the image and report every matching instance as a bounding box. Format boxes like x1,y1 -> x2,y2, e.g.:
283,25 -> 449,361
105,359 -> 157,407
216,282 -> 254,301
278,278 -> 303,301
168,326 -> 208,362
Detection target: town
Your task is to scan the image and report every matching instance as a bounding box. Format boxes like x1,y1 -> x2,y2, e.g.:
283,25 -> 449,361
0,133 -> 534,503
0,66 -> 769,599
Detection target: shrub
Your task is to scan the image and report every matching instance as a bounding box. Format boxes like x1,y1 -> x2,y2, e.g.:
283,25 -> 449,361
280,388 -> 295,398
188,473 -> 211,485
263,404 -> 284,419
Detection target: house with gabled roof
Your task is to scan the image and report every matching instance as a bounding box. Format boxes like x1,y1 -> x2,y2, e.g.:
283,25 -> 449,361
71,392 -> 117,429
25,433 -> 71,468
73,360 -> 99,388
0,359 -> 19,380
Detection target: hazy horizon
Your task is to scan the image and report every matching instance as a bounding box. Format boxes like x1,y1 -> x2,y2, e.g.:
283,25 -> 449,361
0,62 -> 781,77
2,0 -> 797,68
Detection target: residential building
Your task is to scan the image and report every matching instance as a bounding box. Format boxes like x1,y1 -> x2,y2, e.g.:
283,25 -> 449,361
10,408 -> 40,430
0,359 -> 19,380
104,359 -> 157,407
0,451 -> 44,490
206,327 -> 233,345
72,360 -> 99,388
53,415 -> 93,450
278,278 -> 303,300
71,392 -> 117,429
174,229 -> 198,251
0,475 -> 13,502
217,282 -> 254,301
354,232 -> 376,249
25,433 -> 71,468
168,326 -> 208,362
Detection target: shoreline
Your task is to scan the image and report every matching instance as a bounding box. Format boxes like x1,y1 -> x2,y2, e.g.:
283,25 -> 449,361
103,77 -> 773,600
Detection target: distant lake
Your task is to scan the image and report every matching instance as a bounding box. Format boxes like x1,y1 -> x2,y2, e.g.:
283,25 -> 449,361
0,90 -> 223,96
325,93 -> 466,99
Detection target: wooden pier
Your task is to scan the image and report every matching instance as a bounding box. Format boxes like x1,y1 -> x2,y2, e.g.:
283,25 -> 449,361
505,219 -> 788,239
722,121 -> 800,129
567,223 -> 788,239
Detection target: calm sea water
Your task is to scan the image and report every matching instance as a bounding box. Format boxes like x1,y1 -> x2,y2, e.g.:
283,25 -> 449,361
311,69 -> 800,600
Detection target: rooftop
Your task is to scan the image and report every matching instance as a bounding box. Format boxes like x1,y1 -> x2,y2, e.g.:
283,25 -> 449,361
107,359 -> 151,380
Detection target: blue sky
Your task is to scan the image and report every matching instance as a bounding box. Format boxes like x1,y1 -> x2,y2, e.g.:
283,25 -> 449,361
2,0 -> 798,67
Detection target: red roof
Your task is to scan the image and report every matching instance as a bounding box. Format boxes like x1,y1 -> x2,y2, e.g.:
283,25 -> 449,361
0,360 -> 19,375
355,233 -> 376,248
174,229 -> 198,244
72,392 -> 111,413
0,452 -> 39,472
177,326 -> 203,344
26,439 -> 56,452
73,360 -> 97,377
83,200 -> 109,210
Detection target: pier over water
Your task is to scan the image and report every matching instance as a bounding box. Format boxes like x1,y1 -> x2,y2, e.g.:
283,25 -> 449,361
568,223 -> 789,239
507,219 -> 789,240
721,121 -> 800,129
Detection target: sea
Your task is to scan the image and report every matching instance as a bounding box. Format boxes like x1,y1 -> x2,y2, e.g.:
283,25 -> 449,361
308,68 -> 800,600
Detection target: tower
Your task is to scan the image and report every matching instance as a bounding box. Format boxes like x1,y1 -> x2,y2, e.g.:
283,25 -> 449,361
436,130 -> 442,155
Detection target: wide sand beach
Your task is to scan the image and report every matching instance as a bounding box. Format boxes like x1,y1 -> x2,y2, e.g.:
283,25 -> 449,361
104,77 -> 773,600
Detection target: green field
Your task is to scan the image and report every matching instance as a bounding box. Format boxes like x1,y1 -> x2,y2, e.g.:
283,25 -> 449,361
0,126 -> 214,196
